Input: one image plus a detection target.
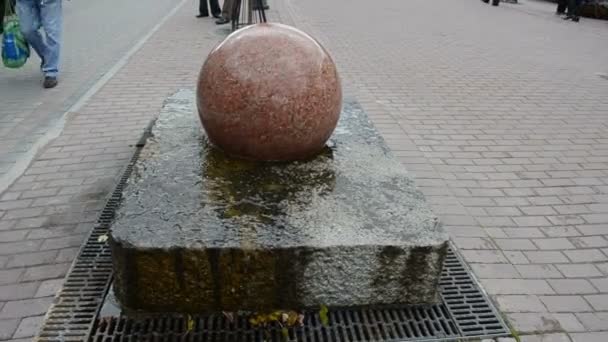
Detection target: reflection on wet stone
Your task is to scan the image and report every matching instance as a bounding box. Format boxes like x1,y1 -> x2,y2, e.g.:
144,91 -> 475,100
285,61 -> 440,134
202,145 -> 336,230
110,90 -> 448,313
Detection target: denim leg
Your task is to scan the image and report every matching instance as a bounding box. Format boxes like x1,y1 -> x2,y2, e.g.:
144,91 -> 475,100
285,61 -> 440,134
40,0 -> 62,77
16,0 -> 46,62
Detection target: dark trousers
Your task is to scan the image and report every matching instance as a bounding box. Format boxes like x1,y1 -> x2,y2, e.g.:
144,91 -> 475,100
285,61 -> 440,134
556,0 -> 567,13
199,0 -> 221,16
567,0 -> 581,16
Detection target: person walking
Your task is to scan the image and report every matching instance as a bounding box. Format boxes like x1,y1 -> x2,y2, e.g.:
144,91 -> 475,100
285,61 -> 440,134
15,0 -> 61,88
197,0 -> 221,18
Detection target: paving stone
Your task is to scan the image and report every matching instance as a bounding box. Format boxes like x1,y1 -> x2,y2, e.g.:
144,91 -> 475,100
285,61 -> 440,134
575,312 -> 608,331
547,215 -> 586,226
0,282 -> 39,301
541,227 -> 581,238
520,333 -> 572,342
55,247 -> 79,262
550,313 -> 586,333
3,208 -> 46,220
555,264 -> 603,278
504,251 -> 530,264
589,278 -> 608,292
525,251 -> 569,264
495,295 -> 547,313
539,296 -> 593,313
502,228 -> 545,238
0,200 -> 33,211
576,225 -> 608,236
513,216 -> 552,227
570,332 -> 608,342
461,250 -> 508,263
6,250 -> 59,268
533,238 -> 576,250
482,279 -> 554,295
568,236 -> 608,248
39,235 -> 86,251
495,239 -> 538,250
506,313 -> 562,333
453,237 -> 496,249
0,241 -> 42,256
516,265 -> 563,279
564,249 -> 607,263
584,295 -> 608,311
548,279 -> 598,295
0,230 -> 28,243
597,262 -> 608,275
13,315 -> 44,338
497,338 -> 518,342
21,263 -> 70,282
470,263 -> 520,279
0,319 -> 19,340
0,297 -> 54,319
35,278 -> 63,298
0,269 -> 23,286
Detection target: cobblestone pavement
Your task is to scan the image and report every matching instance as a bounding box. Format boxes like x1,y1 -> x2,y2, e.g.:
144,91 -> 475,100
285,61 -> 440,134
0,0 -> 607,341
0,0 -> 178,194
0,1 -> 231,340
275,0 -> 608,341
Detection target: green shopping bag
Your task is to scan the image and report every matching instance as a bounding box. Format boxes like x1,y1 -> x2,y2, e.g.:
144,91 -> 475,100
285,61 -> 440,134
2,0 -> 29,68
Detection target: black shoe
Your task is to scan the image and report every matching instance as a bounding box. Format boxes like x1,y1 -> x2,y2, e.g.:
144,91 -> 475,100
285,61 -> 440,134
556,11 -> 566,15
563,15 -> 573,20
215,17 -> 230,25
481,0 -> 489,3
212,12 -> 221,18
492,0 -> 499,5
43,76 -> 58,89
196,13 -> 209,18
571,16 -> 579,22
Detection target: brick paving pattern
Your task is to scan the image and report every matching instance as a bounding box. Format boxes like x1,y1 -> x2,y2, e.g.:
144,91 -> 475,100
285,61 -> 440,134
275,0 -> 608,340
0,0 -> 177,193
0,2 -> 230,340
1,0 -> 607,341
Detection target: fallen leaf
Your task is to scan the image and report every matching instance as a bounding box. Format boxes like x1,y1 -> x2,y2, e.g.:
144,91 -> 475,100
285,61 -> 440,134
187,315 -> 194,332
319,305 -> 329,326
97,234 -> 108,243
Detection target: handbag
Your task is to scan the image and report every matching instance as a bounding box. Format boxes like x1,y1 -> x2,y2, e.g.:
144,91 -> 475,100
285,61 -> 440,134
2,0 -> 30,68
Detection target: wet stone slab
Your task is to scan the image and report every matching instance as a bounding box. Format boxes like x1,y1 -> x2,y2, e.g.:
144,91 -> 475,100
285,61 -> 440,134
110,89 -> 448,313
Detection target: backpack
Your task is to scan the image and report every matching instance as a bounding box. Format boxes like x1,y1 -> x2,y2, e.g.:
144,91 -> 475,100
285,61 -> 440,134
2,0 -> 29,68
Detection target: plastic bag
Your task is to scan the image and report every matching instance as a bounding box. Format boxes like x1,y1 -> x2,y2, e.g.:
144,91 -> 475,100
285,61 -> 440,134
2,0 -> 29,68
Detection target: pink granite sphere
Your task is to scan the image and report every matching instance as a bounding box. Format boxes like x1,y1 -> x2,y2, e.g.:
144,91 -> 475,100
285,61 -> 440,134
197,23 -> 342,161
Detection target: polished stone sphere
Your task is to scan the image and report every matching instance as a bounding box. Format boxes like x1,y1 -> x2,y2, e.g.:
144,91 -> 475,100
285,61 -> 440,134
197,23 -> 342,161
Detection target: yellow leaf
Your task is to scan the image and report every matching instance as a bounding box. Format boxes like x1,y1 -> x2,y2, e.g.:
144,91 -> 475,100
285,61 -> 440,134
269,311 -> 281,321
286,311 -> 297,326
187,315 -> 194,332
319,305 -> 329,326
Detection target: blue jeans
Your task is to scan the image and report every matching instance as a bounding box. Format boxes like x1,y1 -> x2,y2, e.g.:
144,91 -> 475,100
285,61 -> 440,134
16,0 -> 62,77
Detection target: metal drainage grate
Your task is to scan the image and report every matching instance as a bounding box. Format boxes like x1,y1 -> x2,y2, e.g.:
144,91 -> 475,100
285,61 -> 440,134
37,123 -> 153,342
38,121 -> 510,342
